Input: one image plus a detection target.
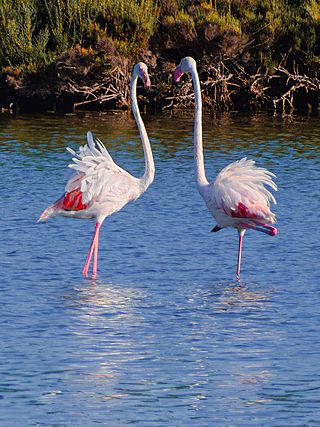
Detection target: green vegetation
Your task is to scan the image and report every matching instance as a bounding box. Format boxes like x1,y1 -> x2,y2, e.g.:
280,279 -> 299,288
239,0 -> 320,70
156,0 -> 320,71
1,0 -> 320,112
0,0 -> 159,75
2,0 -> 320,76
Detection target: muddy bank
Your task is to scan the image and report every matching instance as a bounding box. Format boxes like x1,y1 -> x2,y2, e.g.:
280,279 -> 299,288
2,54 -> 320,115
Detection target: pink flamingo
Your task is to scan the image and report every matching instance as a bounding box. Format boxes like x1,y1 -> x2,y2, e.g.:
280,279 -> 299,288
174,57 -> 277,278
38,62 -> 154,278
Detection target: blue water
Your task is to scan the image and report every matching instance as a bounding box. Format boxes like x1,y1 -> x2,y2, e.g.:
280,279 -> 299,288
0,112 -> 319,426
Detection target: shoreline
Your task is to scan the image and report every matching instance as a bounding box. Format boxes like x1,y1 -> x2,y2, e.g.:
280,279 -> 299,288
1,61 -> 320,115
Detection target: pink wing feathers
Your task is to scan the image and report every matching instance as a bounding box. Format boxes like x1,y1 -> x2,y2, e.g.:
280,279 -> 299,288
213,158 -> 277,224
54,188 -> 88,211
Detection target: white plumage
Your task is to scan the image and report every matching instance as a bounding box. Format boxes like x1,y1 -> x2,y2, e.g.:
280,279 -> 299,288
209,157 -> 277,227
65,132 -> 141,215
174,57 -> 277,278
38,62 -> 154,278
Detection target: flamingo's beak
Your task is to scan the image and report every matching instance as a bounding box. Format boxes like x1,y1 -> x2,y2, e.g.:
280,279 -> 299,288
142,71 -> 151,90
173,66 -> 183,83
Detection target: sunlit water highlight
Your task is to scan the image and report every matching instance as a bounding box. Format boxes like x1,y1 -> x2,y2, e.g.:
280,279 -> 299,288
0,112 -> 319,426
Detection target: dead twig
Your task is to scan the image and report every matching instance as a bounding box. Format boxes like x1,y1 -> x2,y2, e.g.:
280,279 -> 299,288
272,66 -> 320,111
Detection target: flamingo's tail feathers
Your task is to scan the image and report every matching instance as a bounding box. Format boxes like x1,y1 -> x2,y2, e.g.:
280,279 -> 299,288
37,205 -> 56,222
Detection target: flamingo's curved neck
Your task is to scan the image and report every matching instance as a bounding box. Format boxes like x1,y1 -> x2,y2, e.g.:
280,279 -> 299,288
130,75 -> 154,190
190,65 -> 208,187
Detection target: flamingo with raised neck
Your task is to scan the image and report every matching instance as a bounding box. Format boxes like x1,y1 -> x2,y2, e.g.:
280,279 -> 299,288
174,56 -> 277,279
38,62 -> 155,278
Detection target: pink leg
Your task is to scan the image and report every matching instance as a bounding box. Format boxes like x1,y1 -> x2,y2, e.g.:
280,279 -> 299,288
82,222 -> 101,277
92,225 -> 100,278
236,229 -> 245,280
238,222 -> 277,236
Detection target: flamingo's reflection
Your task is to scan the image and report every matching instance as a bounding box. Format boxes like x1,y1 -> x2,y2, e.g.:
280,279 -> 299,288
184,281 -> 279,406
65,280 -> 148,400
216,281 -> 270,311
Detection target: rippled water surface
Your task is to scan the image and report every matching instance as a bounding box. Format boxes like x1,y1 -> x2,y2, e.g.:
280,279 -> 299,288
1,111 -> 319,426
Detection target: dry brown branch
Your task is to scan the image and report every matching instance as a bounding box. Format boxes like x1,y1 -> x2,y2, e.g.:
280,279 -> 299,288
55,63 -> 130,110
272,66 -> 320,110
165,59 -> 271,111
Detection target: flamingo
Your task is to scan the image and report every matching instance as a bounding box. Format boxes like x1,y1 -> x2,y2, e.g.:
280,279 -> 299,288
173,57 -> 277,278
38,62 -> 155,278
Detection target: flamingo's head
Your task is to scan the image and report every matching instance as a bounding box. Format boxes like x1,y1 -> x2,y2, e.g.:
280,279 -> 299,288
134,62 -> 151,90
173,56 -> 197,82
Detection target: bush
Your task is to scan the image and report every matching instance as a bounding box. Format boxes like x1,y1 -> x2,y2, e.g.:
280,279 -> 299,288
0,0 -> 50,74
1,0 -> 320,93
0,0 -> 160,76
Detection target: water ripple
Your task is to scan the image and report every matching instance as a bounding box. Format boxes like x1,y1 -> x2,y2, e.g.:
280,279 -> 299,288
0,112 -> 319,426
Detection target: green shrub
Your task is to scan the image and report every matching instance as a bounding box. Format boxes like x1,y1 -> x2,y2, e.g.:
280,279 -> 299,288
0,0 -> 50,73
97,0 -> 160,53
1,0 -> 320,80
0,0 -> 160,76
